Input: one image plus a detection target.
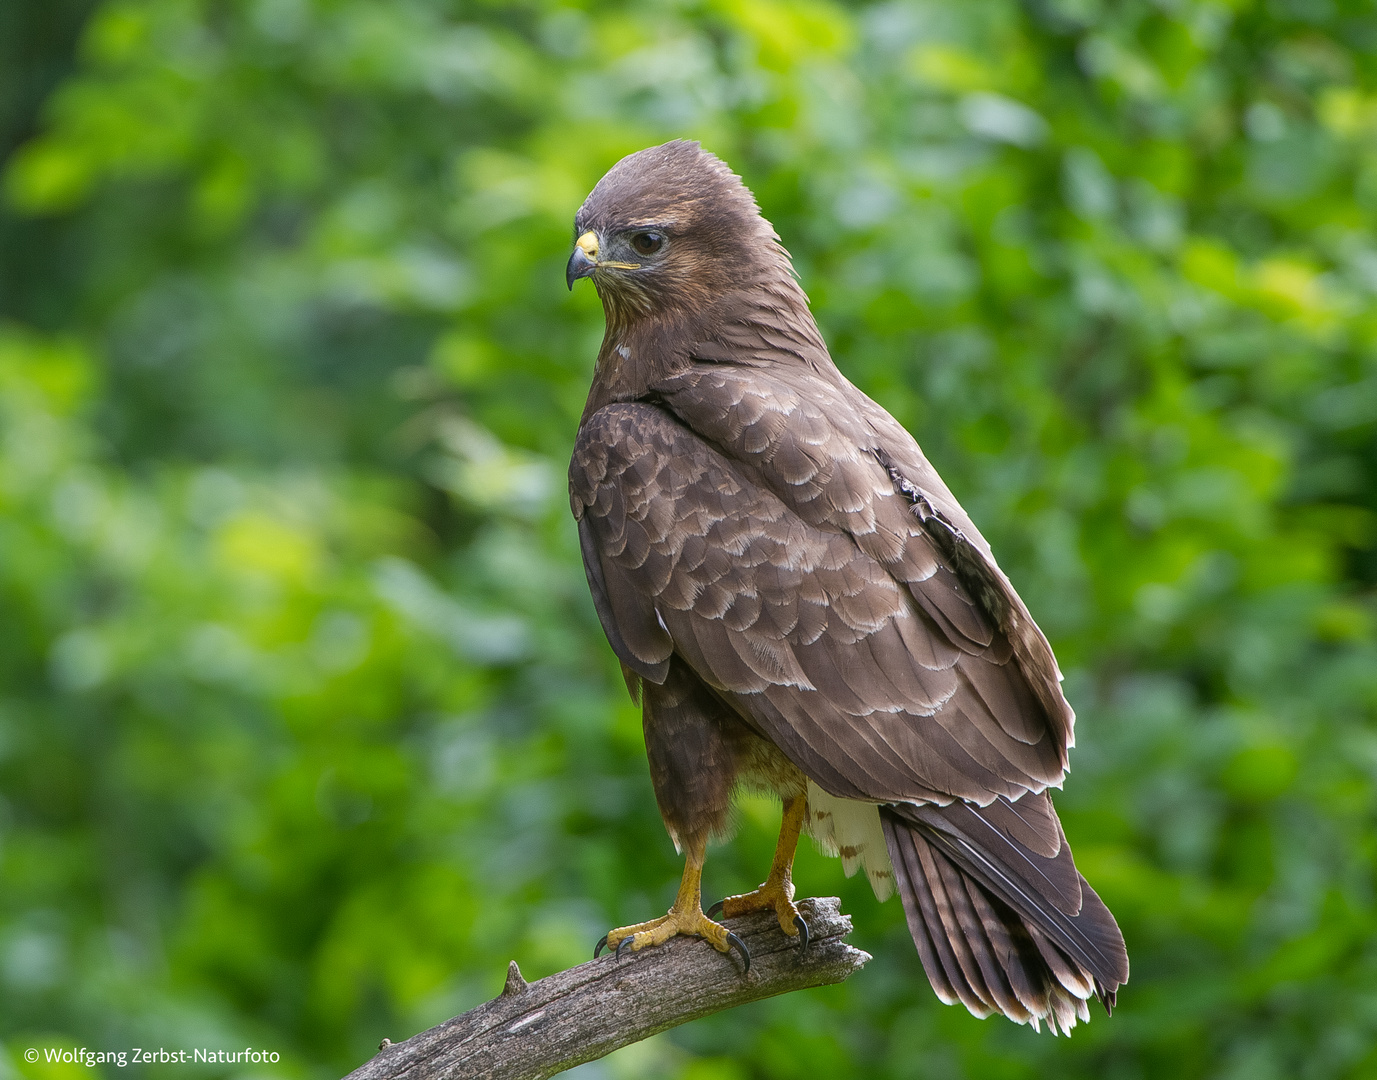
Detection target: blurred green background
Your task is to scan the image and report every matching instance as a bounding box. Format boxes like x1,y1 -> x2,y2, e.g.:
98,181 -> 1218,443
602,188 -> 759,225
2,0 -> 1377,1077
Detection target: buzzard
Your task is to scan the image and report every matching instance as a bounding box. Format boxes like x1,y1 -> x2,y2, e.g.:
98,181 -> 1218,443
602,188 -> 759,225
566,141 -> 1127,1034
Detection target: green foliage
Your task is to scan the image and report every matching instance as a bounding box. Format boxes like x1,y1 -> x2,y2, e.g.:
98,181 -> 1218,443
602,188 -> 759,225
2,0 -> 1376,1077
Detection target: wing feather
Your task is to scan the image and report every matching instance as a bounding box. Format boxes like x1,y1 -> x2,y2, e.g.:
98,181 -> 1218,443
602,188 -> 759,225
654,364 -> 1073,768
572,396 -> 1069,804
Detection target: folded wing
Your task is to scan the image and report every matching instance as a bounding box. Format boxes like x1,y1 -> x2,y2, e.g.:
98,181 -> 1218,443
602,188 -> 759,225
570,397 -> 1064,805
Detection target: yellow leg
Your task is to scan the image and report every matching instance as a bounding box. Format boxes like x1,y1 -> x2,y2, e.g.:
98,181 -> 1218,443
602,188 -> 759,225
709,795 -> 808,944
595,835 -> 749,969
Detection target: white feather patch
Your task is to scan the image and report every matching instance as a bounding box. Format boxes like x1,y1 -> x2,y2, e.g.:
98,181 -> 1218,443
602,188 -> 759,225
804,779 -> 895,902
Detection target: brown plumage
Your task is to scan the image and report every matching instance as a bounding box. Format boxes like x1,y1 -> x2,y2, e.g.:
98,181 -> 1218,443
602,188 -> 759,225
567,140 -> 1127,1033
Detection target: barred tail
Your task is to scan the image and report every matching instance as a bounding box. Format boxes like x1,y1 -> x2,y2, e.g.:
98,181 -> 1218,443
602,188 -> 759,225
881,794 -> 1127,1035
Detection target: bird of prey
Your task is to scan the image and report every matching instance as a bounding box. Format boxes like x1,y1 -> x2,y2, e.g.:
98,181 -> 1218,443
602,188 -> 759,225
566,140 -> 1127,1034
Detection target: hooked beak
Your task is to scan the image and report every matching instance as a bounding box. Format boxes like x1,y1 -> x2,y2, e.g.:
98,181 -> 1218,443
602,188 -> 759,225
566,230 -> 599,290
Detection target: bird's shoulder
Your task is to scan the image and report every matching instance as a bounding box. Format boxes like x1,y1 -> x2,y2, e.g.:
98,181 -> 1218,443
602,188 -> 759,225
643,362 -> 980,567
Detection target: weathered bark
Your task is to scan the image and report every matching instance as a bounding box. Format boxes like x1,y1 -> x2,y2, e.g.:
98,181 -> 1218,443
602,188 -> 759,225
346,897 -> 869,1080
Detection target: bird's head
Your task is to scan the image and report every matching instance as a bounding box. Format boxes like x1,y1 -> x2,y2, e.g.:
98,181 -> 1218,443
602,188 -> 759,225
567,140 -> 787,325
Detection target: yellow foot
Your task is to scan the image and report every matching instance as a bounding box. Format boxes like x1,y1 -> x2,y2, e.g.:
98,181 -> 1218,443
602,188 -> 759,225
708,882 -> 809,952
594,906 -> 750,971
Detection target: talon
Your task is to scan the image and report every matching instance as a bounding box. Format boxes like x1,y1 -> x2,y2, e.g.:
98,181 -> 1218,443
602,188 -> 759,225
616,935 -> 635,961
707,899 -> 724,918
726,931 -> 750,973
594,934 -> 609,959
793,914 -> 809,954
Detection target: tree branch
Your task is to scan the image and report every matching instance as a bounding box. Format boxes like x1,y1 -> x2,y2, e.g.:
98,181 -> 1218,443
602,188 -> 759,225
346,897 -> 870,1080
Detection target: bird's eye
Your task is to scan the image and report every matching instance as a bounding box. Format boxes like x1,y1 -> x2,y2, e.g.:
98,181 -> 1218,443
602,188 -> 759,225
630,232 -> 664,256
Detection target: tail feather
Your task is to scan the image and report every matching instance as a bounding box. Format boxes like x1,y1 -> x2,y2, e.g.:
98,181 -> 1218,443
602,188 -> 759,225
889,818 -> 990,1015
959,871 -> 1037,1022
902,797 -> 1126,989
881,795 -> 1127,1035
1028,921 -> 1096,1001
916,832 -> 998,1017
887,824 -> 961,1007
